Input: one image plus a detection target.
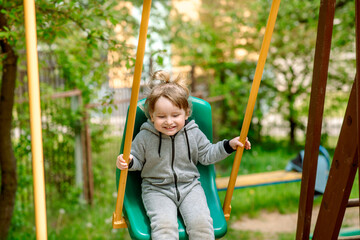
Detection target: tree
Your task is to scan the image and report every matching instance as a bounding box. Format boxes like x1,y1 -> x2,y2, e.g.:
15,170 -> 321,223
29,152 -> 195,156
0,1 -> 136,238
256,0 -> 356,144
169,0 -> 356,145
0,5 -> 18,240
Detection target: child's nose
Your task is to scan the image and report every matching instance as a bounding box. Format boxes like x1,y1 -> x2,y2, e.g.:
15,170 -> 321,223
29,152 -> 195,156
165,117 -> 172,124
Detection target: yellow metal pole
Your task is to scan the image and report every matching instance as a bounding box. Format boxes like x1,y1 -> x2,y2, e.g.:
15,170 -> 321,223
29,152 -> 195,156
223,0 -> 281,221
112,0 -> 152,229
23,0 -> 48,239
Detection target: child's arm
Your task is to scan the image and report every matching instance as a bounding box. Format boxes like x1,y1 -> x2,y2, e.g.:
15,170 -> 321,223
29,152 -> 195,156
196,130 -> 251,165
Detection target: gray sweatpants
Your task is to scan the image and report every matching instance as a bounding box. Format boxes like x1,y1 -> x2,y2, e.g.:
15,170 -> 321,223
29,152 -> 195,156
142,181 -> 214,240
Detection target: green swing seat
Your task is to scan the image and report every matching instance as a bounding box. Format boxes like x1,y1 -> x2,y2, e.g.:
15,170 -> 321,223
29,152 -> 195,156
116,97 -> 227,240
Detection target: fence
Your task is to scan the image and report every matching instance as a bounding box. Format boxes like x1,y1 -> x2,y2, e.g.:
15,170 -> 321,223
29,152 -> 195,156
13,52 -> 95,214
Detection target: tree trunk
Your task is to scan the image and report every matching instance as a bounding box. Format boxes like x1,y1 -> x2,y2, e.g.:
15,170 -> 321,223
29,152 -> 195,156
287,93 -> 297,145
0,10 -> 18,240
190,64 -> 196,92
289,116 -> 296,145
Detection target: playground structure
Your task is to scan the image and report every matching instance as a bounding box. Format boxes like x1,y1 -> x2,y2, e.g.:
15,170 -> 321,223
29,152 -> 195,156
22,0 -> 359,239
295,0 -> 360,238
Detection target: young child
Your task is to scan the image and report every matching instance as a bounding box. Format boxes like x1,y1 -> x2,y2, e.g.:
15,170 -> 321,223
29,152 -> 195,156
116,70 -> 251,240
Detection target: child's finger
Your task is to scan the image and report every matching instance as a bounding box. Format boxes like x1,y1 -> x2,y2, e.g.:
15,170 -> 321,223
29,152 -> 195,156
245,141 -> 251,150
116,160 -> 122,169
117,161 -> 128,170
116,154 -> 129,169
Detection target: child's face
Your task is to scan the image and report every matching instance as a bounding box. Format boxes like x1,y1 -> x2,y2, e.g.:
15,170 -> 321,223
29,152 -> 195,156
150,96 -> 189,136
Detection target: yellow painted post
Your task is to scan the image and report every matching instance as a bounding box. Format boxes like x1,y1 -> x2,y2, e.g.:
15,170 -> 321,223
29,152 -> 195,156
112,0 -> 152,229
23,0 -> 48,239
223,0 -> 281,221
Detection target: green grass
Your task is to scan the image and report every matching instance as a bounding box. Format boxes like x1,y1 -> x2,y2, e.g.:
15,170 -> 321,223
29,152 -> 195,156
9,138 -> 359,240
216,139 -> 303,176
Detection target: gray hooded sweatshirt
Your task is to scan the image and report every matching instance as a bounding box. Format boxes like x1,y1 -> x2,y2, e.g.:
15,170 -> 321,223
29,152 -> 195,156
129,119 -> 233,195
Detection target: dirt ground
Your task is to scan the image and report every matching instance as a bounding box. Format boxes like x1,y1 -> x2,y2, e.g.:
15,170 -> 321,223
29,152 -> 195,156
231,206 -> 359,234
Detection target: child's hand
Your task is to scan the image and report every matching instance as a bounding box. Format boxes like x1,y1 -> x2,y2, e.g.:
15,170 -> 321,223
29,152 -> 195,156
229,137 -> 251,150
116,154 -> 133,170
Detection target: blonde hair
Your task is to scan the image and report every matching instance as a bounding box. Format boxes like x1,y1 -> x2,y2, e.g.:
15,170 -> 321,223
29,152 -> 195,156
145,70 -> 191,117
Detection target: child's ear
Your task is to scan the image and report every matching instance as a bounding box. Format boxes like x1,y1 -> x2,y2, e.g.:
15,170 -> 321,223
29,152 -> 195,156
185,109 -> 190,119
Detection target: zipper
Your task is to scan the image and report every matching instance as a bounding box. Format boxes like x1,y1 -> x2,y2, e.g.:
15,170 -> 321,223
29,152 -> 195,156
171,136 -> 180,202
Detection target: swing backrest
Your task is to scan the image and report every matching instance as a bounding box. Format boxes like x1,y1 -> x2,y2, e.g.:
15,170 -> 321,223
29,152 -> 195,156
116,96 -> 227,240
